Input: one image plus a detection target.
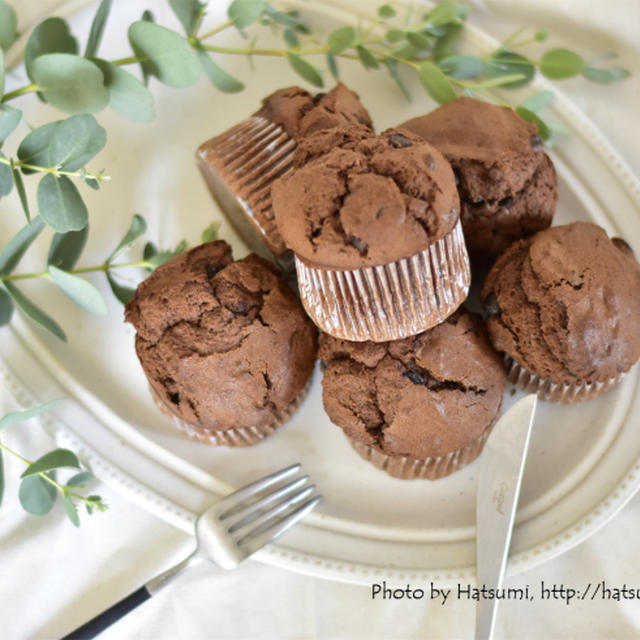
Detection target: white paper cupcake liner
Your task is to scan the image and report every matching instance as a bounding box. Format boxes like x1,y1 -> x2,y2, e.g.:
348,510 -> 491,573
149,377 -> 312,447
295,219 -> 471,342
504,355 -> 627,403
197,115 -> 296,268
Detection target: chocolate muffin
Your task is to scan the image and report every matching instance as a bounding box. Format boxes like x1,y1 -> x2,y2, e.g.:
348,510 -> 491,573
271,126 -> 470,342
125,241 -> 318,445
318,311 -> 506,479
481,222 -> 640,402
196,83 -> 373,269
400,97 -> 557,266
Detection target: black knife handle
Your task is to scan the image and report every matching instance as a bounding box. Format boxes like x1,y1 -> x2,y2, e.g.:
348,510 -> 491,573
61,586 -> 151,639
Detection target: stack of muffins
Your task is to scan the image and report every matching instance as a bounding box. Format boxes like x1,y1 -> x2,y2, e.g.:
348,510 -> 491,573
125,85 -> 640,481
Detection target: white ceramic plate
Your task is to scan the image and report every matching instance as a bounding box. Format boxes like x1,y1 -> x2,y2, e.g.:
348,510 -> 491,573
2,0 -> 640,586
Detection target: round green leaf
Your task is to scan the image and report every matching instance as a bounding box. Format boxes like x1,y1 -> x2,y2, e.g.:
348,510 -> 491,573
438,55 -> 483,79
37,174 -> 88,232
67,471 -> 94,487
228,0 -> 265,30
25,18 -> 78,81
0,108 -> 21,143
583,66 -> 630,84
4,281 -> 67,340
540,48 -> 584,80
406,32 -> 432,51
19,475 -> 57,515
486,51 -> 534,88
49,115 -> 106,171
521,90 -> 554,113
328,26 -> 356,54
30,54 -> 109,115
128,21 -> 202,88
378,5 -> 396,18
17,121 -> 59,173
417,60 -> 456,104
515,106 -> 551,141
286,52 -> 323,88
21,448 -> 80,478
0,216 -> 45,277
0,286 -> 13,325
0,0 -> 19,52
169,0 -> 205,36
194,45 -> 244,94
385,29 -> 405,43
48,226 -> 89,270
49,265 -> 108,316
356,45 -> 379,70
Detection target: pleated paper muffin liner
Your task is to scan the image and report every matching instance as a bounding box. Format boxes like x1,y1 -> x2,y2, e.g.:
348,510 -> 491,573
348,422 -> 494,480
197,115 -> 296,270
295,219 -> 471,342
149,377 -> 312,447
504,355 -> 627,404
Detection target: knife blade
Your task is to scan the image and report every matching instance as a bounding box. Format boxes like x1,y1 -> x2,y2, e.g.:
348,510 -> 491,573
475,393 -> 538,640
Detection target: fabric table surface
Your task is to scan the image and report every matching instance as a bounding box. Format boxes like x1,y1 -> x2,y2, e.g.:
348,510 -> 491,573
2,1 -> 640,638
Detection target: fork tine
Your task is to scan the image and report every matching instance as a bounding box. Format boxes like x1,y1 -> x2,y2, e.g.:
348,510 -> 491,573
239,495 -> 322,556
216,464 -> 301,518
224,475 -> 310,530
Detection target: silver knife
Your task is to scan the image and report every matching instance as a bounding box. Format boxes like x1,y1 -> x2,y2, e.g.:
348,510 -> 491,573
475,394 -> 538,640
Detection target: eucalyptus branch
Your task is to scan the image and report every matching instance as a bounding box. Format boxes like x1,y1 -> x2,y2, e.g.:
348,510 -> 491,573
0,155 -> 110,183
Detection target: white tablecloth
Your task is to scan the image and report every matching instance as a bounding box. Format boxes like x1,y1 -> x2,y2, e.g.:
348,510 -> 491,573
2,1 -> 640,638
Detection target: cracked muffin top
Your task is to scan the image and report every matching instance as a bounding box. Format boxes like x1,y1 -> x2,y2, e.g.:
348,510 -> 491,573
318,311 -> 505,460
125,241 -> 317,432
253,82 -> 373,140
481,222 -> 640,385
271,126 -> 460,269
400,97 -> 557,265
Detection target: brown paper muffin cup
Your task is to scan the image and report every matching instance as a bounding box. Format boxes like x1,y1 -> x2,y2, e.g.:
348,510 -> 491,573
504,355 -> 627,403
149,377 -> 312,447
295,219 -> 471,342
348,422 -> 493,480
197,116 -> 296,272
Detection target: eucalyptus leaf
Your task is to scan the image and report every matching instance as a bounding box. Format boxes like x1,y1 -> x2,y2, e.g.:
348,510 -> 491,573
417,60 -> 456,104
85,0 -> 112,57
67,471 -> 94,487
283,28 -> 298,49
108,213 -> 147,262
434,23 -> 463,60
49,265 -> 108,316
106,273 -> 135,305
128,21 -> 202,88
438,55 -> 483,79
486,50 -> 535,88
0,449 -> 4,507
326,52 -> 339,81
49,115 -> 106,172
521,90 -> 554,113
62,493 -> 80,527
19,474 -> 57,516
0,216 -> 45,277
38,174 -> 88,232
91,59 -> 155,122
4,281 -> 67,341
286,52 -> 323,88
0,108 -> 21,143
12,165 -> 30,221
25,18 -> 78,81
16,121 -> 58,173
406,31 -> 432,51
0,49 -> 5,99
228,0 -> 265,31
0,0 -> 18,52
385,58 -> 410,100
540,49 -> 584,80
263,4 -> 305,30
356,45 -> 379,70
201,222 -> 220,243
170,0 -> 206,36
328,26 -> 356,54
0,287 -> 13,325
378,5 -> 396,18
583,66 -> 630,83
30,54 -> 110,115
535,30 -> 548,42
0,400 -> 62,431
194,44 -> 244,93
424,1 -> 460,26
21,448 -> 80,478
48,227 -> 89,270
0,155 -> 11,197
515,106 -> 551,141
385,29 -> 405,43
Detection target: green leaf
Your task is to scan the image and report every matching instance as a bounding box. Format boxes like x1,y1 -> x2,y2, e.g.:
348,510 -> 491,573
25,18 -> 78,81
142,9 -> 154,22
0,286 -> 13,325
582,66 -> 630,83
17,121 -> 58,173
286,52 -> 323,87
0,108 -> 21,143
521,90 -> 554,113
38,174 -> 88,232
106,273 -> 135,305
417,60 -> 456,104
194,44 -> 244,93
424,1 -> 461,26
486,50 -> 535,88
464,74 -> 527,89
385,58 -> 410,100
263,4 -> 306,30
283,28 -> 298,49
534,30 -> 548,42
170,0 -> 206,36
438,55 -> 483,79
201,221 -> 220,243
228,0 -> 265,30
108,213 -> 147,262
356,45 -> 379,70
1,49 -> 5,99
128,21 -> 202,88
48,227 -> 88,270
30,54 -> 110,115
0,0 -> 19,52
434,23 -> 462,60
85,0 -> 112,57
4,281 -> 67,340
328,26 -> 356,54
21,448 -> 80,478
62,492 -> 80,526
0,154 -> 11,197
326,52 -> 339,81
378,4 -> 396,19
67,471 -> 94,487
48,115 -> 106,172
406,31 -> 432,51
0,400 -> 62,431
540,48 -> 584,80
0,217 -> 45,277
515,106 -> 551,141
11,163 -> 30,221
90,59 -> 155,122
385,29 -> 405,43
19,474 -> 57,515
49,265 -> 108,316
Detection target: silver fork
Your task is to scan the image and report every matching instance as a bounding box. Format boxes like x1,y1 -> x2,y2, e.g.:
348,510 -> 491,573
63,464 -> 321,639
